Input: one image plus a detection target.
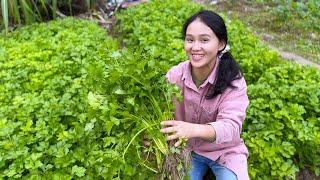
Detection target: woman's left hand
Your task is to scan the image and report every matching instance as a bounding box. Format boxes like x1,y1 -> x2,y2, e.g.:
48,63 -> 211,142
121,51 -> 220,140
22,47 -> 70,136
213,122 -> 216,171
160,120 -> 197,147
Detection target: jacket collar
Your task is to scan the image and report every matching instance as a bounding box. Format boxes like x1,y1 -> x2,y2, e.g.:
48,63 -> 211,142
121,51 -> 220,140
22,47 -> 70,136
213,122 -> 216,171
181,58 -> 220,91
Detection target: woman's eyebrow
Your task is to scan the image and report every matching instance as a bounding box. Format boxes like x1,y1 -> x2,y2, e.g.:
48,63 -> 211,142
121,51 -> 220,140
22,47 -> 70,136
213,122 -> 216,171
185,33 -> 211,37
200,33 -> 211,36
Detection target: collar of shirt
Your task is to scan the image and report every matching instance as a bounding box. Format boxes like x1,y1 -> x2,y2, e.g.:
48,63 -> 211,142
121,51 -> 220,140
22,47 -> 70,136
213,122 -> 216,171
181,58 -> 220,92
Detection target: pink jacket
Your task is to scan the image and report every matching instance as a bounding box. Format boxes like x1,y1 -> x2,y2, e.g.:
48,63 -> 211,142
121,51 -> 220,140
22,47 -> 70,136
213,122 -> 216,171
166,60 -> 250,180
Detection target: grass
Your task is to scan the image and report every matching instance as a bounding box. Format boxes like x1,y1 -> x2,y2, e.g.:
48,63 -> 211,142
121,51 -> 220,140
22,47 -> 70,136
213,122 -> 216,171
209,0 -> 320,64
0,0 -> 93,32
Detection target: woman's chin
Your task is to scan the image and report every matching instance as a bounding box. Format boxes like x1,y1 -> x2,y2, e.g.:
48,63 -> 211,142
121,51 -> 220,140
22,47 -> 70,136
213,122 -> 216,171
190,60 -> 205,68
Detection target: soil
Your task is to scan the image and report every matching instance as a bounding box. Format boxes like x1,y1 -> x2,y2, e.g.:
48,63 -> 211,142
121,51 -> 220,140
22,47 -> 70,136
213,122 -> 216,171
269,44 -> 320,69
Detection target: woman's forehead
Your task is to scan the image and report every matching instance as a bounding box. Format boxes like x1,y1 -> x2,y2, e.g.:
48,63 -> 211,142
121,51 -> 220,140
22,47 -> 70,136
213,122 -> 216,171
186,20 -> 214,36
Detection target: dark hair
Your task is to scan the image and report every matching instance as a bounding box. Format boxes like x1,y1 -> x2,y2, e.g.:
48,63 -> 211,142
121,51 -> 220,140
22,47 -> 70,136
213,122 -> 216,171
183,10 -> 242,99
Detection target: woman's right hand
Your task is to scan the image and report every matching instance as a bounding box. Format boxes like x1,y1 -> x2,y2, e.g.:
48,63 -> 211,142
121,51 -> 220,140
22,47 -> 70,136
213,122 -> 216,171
160,120 -> 216,146
160,120 -> 196,147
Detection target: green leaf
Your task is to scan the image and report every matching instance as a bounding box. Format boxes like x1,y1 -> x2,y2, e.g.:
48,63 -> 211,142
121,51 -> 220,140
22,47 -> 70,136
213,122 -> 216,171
1,0 -> 8,34
114,88 -> 126,95
72,165 -> 86,177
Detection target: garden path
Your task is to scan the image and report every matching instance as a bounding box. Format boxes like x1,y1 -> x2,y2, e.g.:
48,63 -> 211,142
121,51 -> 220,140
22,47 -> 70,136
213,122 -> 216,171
269,44 -> 320,69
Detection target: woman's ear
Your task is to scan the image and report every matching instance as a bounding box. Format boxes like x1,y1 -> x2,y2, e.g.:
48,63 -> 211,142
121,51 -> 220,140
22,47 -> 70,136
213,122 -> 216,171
218,41 -> 226,51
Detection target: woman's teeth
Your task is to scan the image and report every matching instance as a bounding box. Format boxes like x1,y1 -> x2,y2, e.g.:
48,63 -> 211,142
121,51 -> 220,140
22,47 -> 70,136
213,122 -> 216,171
192,54 -> 204,61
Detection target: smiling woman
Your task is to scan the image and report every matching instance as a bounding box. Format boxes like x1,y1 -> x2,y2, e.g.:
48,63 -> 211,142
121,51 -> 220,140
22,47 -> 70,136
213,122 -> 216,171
184,19 -> 225,87
161,10 -> 249,180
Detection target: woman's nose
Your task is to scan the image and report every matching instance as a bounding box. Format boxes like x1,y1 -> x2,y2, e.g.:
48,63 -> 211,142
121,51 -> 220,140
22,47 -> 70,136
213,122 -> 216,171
192,41 -> 201,51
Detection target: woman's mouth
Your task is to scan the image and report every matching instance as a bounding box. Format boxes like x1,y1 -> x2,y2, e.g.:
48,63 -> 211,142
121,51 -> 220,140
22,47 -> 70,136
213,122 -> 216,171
192,54 -> 204,61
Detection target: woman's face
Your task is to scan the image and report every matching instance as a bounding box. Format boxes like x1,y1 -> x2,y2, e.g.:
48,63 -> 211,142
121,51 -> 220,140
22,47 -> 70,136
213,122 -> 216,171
184,19 -> 225,71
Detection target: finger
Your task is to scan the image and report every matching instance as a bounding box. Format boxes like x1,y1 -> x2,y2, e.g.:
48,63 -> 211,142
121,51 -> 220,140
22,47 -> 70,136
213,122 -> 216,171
166,134 -> 179,141
160,126 -> 176,134
174,139 -> 182,147
160,120 -> 177,126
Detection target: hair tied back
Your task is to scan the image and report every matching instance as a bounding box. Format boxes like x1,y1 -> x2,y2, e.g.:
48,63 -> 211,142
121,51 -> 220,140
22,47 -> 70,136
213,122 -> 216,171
219,44 -> 230,59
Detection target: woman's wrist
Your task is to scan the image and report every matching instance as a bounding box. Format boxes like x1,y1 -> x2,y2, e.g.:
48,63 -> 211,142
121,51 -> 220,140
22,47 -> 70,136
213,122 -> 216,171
193,123 -> 216,142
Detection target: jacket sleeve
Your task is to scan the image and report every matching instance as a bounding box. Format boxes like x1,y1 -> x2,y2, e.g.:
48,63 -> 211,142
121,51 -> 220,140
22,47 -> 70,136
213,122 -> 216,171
208,78 -> 249,144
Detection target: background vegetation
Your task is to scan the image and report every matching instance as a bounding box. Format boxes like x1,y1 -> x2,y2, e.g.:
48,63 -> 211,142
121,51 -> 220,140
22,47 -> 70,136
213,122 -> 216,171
212,0 -> 320,63
0,0 -> 319,179
0,0 -> 97,34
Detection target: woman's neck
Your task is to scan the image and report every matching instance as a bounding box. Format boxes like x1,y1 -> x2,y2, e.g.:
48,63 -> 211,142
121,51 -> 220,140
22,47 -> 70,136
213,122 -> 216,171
191,61 -> 216,88
192,70 -> 207,88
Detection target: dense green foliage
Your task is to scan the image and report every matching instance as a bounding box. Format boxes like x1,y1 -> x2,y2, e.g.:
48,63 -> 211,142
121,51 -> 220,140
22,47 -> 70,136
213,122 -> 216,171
0,0 -> 96,33
226,19 -> 282,84
0,15 -> 184,180
213,0 -> 320,63
0,18 -> 120,178
270,0 -> 320,32
115,0 -> 201,65
1,0 -> 319,179
244,64 -> 320,178
268,0 -> 320,63
86,47 -> 187,179
115,0 -> 319,178
115,0 -> 282,84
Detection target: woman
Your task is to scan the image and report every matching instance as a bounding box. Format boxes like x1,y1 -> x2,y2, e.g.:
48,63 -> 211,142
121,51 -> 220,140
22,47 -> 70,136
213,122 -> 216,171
160,10 -> 249,180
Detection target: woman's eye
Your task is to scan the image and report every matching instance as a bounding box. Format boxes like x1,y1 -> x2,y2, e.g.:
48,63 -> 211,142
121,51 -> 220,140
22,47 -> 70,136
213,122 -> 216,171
186,39 -> 193,43
201,39 -> 209,42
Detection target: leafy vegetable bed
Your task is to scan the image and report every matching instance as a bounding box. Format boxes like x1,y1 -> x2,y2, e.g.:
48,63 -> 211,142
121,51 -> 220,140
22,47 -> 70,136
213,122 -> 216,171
1,0 -> 319,179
